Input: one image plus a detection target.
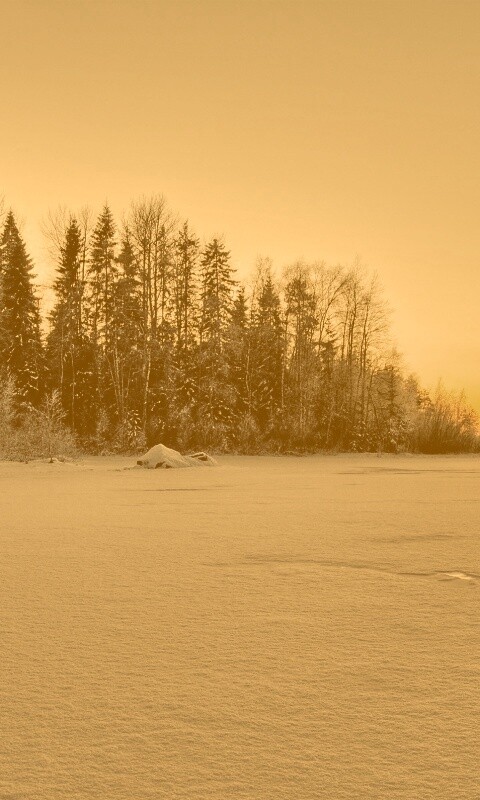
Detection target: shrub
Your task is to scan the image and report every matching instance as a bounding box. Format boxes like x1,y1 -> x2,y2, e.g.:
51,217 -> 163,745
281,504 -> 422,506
412,386 -> 480,454
233,413 -> 263,453
0,382 -> 78,461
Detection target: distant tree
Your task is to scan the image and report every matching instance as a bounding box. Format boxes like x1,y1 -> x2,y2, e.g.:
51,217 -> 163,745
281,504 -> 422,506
128,196 -> 176,336
46,217 -> 93,433
87,204 -> 117,346
127,196 -> 177,439
42,204 -> 93,308
283,262 -> 319,446
0,211 -> 43,405
197,237 -> 236,441
173,221 -> 199,352
106,230 -> 145,448
81,204 -> 119,439
249,265 -> 284,430
313,264 -> 347,447
226,285 -> 249,415
170,221 -> 200,418
199,238 -> 236,347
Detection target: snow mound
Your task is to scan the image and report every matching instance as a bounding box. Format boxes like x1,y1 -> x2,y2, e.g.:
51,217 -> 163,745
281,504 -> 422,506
136,443 -> 217,469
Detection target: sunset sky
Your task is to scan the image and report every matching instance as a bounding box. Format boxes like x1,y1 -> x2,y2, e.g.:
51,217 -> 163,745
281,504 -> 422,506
1,0 -> 479,409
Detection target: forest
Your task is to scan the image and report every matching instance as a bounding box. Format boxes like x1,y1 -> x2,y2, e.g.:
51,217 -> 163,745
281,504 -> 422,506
0,195 -> 479,458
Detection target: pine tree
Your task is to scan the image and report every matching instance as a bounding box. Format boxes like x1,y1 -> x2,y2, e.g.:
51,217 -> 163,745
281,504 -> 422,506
250,270 -> 285,430
84,205 -> 117,438
46,218 -> 93,433
114,230 -> 142,344
173,221 -> 199,352
226,285 -> 249,415
169,221 -> 200,418
199,238 -> 235,348
154,223 -> 174,344
87,204 -> 117,347
107,231 -> 144,446
196,238 -> 236,439
284,263 -> 319,446
0,212 -> 43,405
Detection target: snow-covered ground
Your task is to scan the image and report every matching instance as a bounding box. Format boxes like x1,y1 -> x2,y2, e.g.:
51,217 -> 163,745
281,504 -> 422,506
1,454 -> 479,799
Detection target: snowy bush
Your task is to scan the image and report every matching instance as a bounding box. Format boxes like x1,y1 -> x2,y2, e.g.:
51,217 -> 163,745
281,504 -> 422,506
412,386 -> 480,454
0,383 -> 78,461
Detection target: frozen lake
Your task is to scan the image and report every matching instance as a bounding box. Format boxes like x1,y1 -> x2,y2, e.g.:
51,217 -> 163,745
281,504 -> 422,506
1,454 -> 479,799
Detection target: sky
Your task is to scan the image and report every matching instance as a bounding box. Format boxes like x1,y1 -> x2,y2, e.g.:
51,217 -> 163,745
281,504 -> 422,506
1,0 -> 479,410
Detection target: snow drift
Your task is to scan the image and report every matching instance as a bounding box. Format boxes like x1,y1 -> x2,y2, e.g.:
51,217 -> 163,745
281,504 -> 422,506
136,443 -> 217,469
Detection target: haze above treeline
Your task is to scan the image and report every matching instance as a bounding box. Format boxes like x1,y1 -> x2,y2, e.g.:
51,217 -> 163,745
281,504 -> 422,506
2,1 -> 480,414
0,195 -> 478,457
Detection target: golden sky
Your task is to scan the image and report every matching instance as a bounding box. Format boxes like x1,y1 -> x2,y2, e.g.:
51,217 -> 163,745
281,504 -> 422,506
1,0 -> 479,409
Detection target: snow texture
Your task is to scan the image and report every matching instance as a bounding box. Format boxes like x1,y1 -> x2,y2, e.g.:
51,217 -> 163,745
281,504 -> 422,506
0,453 -> 479,800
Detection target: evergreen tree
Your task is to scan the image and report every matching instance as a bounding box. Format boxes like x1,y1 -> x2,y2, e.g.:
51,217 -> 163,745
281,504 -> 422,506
107,231 -> 144,446
0,212 -> 43,405
173,221 -> 199,352
114,230 -> 142,345
154,223 -> 174,344
197,238 -> 236,438
46,218 -> 93,433
87,204 -> 117,347
226,285 -> 250,416
250,270 -> 284,429
84,205 -> 117,437
199,238 -> 235,348
170,221 -> 200,417
284,264 -> 320,446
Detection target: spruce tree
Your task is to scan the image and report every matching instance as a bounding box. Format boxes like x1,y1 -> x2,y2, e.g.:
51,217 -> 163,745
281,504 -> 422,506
199,238 -> 235,348
87,204 -> 117,347
284,265 -> 319,446
173,221 -> 199,352
114,230 -> 142,345
85,205 -> 117,437
47,218 -> 93,433
197,238 -> 236,437
250,271 -> 284,430
170,222 -> 200,417
0,212 -> 43,405
107,231 -> 144,445
226,285 -> 250,418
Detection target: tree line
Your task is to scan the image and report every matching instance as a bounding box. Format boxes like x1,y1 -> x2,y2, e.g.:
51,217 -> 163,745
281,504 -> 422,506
0,195 -> 478,456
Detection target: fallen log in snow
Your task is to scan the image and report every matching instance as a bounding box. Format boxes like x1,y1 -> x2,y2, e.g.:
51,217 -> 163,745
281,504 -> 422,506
136,443 -> 217,469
